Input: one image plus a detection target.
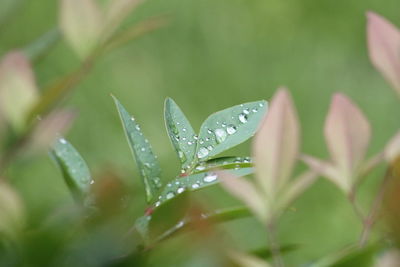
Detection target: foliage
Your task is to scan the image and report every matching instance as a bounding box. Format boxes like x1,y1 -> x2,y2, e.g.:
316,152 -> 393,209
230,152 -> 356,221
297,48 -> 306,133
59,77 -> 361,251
0,1 -> 399,266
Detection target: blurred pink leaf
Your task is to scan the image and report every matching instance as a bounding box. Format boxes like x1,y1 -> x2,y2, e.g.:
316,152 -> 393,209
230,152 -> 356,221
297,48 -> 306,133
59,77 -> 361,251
0,51 -> 39,131
60,0 -> 103,58
324,93 -> 371,192
385,131 -> 400,162
218,171 -> 268,222
252,88 -> 300,200
29,109 -> 75,152
367,12 -> 400,97
277,170 -> 317,211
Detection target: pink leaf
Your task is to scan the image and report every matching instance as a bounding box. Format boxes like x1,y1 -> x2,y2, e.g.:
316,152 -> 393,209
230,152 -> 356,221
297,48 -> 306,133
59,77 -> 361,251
60,0 -> 103,58
385,131 -> 400,162
367,12 -> 400,96
0,51 -> 38,131
218,171 -> 267,222
324,93 -> 371,186
252,88 -> 300,199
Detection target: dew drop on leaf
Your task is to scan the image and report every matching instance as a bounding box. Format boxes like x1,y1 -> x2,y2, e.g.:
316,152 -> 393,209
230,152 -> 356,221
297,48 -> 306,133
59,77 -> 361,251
226,125 -> 237,135
197,147 -> 209,159
203,173 -> 217,183
214,128 -> 227,143
238,113 -> 248,123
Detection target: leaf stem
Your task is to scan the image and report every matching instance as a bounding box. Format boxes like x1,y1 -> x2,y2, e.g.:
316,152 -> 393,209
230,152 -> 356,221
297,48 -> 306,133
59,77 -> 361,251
266,220 -> 285,267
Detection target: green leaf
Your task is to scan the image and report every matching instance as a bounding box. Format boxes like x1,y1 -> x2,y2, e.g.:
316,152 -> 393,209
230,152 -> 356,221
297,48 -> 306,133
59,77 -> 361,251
308,245 -> 379,267
113,96 -> 162,203
153,167 -> 253,207
193,156 -> 253,173
135,205 -> 251,245
196,101 -> 267,161
23,28 -> 60,62
164,98 -> 197,170
51,137 -> 92,201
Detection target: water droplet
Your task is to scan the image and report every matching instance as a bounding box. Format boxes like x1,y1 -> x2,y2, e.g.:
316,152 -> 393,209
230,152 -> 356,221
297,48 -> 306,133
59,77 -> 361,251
130,117 -> 135,121
182,137 -> 187,141
193,135 -> 198,140
90,180 -> 95,185
187,141 -> 193,145
222,122 -> 227,127
167,183 -> 172,187
177,187 -> 185,194
182,128 -> 187,132
59,138 -> 67,144
207,129 -> 213,134
259,103 -> 264,107
166,192 -> 175,199
197,147 -> 209,158
175,181 -> 180,185
135,125 -> 141,130
196,165 -> 206,171
226,125 -> 237,135
153,177 -> 162,188
199,139 -> 204,144
207,145 -> 213,151
192,183 -> 200,189
243,108 -> 250,114
155,201 -> 161,207
252,108 -> 258,113
205,137 -> 210,141
141,147 -> 146,152
214,128 -> 227,143
176,220 -> 184,227
203,173 -> 217,183
239,113 -> 248,123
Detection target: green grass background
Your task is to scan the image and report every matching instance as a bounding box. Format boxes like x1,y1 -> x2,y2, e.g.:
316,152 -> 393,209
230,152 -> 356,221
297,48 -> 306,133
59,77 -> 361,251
0,0 -> 399,265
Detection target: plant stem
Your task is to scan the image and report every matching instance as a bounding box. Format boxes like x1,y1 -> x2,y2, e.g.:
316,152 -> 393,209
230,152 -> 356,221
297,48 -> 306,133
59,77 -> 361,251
358,169 -> 390,247
266,220 -> 284,267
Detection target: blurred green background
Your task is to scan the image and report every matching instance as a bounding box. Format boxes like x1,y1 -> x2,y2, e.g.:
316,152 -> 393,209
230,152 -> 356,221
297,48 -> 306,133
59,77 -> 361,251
1,0 -> 399,265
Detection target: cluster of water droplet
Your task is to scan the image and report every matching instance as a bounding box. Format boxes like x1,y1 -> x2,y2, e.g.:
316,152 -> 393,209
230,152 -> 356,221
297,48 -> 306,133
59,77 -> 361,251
195,103 -> 264,160
153,172 -> 219,207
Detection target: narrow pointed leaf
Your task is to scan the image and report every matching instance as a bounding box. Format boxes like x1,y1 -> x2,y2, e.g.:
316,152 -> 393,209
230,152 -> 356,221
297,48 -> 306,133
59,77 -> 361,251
51,137 -> 92,201
196,100 -> 267,161
219,171 -> 267,222
60,0 -> 103,58
113,96 -> 162,203
253,89 -> 299,200
154,168 -> 253,207
324,93 -> 371,186
0,51 -> 39,131
164,98 -> 197,169
193,156 -> 253,173
367,12 -> 400,96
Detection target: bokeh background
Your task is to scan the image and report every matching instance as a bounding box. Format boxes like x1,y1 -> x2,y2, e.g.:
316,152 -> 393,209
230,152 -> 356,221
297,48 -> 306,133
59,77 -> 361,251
1,0 -> 399,265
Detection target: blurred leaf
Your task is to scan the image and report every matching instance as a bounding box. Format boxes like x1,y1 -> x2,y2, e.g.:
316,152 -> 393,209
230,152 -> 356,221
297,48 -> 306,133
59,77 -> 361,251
193,156 -> 253,173
324,93 -> 371,192
253,88 -> 299,200
113,96 -> 162,203
154,168 -> 253,207
29,109 -> 75,152
51,137 -> 92,202
196,100 -> 267,162
136,206 -> 251,245
385,131 -> 400,162
23,28 -> 60,62
0,51 -> 39,131
228,250 -> 271,267
277,170 -> 317,212
251,244 -> 298,259
102,0 -> 142,40
164,98 -> 197,170
102,15 -> 168,53
0,182 -> 25,242
149,191 -> 190,241
308,245 -> 379,267
375,249 -> 400,267
367,12 -> 400,97
219,171 -> 267,222
60,0 -> 103,58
